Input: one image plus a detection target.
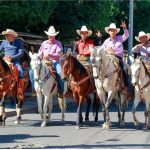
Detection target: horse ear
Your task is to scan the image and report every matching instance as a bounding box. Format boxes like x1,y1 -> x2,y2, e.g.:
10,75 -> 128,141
129,55 -> 134,63
29,51 -> 33,58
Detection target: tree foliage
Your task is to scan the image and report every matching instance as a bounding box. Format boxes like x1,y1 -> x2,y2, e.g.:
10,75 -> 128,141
0,0 -> 149,44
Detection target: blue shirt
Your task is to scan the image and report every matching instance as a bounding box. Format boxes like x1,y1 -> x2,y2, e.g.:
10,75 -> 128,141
0,39 -> 24,63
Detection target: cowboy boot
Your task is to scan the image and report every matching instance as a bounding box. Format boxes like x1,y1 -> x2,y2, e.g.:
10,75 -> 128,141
18,79 -> 25,100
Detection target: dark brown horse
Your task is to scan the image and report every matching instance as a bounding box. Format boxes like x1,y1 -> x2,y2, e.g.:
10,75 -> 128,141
60,53 -> 99,129
0,57 -> 25,126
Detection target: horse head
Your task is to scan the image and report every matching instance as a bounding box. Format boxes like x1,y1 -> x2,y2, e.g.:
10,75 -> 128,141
60,53 -> 74,81
130,57 -> 142,86
90,46 -> 104,78
29,52 -> 43,82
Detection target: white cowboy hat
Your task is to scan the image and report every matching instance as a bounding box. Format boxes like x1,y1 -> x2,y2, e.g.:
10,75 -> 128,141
44,26 -> 59,36
135,31 -> 150,42
2,29 -> 18,37
105,23 -> 120,34
77,25 -> 92,36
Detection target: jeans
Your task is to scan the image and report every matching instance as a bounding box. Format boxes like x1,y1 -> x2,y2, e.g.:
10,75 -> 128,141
29,69 -> 35,91
14,62 -> 24,79
116,56 -> 128,87
53,61 -> 64,92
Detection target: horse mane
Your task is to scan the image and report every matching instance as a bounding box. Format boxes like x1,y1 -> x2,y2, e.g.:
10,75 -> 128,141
142,61 -> 150,77
70,55 -> 88,75
0,57 -> 11,73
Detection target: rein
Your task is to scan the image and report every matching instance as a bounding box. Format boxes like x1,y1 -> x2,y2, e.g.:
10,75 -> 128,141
133,61 -> 150,92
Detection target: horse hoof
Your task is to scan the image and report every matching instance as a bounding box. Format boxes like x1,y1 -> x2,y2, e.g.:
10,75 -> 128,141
14,120 -> 19,124
120,121 -> 125,127
75,125 -> 80,130
134,121 -> 141,127
143,126 -> 148,130
102,122 -> 111,130
61,118 -> 65,122
41,121 -> 46,127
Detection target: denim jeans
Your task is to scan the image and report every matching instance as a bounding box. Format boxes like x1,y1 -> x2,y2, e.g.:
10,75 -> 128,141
53,61 -> 64,91
14,62 -> 24,79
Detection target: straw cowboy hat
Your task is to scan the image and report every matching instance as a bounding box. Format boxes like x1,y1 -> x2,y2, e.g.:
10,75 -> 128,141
135,31 -> 150,42
77,25 -> 92,36
105,23 -> 120,34
44,26 -> 59,36
2,29 -> 18,37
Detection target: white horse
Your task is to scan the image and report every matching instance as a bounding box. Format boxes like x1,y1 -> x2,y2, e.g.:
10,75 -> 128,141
90,46 -> 128,129
130,57 -> 150,129
29,52 -> 66,127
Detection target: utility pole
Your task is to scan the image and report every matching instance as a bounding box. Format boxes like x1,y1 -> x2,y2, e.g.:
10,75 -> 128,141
128,0 -> 134,63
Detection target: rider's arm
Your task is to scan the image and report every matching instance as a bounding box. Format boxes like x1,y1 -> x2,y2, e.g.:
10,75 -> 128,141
38,42 -> 44,59
120,29 -> 129,42
72,41 -> 77,55
0,41 -> 4,51
11,40 -> 24,60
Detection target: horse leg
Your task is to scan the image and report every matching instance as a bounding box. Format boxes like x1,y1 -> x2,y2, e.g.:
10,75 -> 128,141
120,94 -> 128,126
132,90 -> 141,127
115,93 -> 122,126
85,96 -> 91,121
92,92 -> 100,122
0,93 -> 6,126
37,92 -> 43,120
48,95 -> 53,121
103,91 -> 113,129
41,95 -> 49,127
75,95 -> 83,129
58,96 -> 66,122
143,101 -> 149,130
15,100 -> 23,124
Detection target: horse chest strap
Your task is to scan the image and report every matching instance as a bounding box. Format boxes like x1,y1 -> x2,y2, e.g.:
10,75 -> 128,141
71,76 -> 90,86
140,80 -> 150,91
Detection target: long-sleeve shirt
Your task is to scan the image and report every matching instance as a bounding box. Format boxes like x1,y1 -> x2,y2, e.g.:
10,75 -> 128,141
102,29 -> 129,58
38,39 -> 62,63
0,39 -> 24,63
73,39 -> 94,56
132,41 -> 150,62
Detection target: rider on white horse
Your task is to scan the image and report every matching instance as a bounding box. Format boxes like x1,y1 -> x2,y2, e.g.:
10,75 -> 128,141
38,26 -> 64,97
132,31 -> 150,63
101,21 -> 129,91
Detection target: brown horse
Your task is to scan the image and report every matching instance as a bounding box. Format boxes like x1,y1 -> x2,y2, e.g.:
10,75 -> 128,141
60,53 -> 99,129
0,57 -> 25,126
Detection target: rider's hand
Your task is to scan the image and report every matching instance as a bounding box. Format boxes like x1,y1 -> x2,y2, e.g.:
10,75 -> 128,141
96,30 -> 102,38
4,56 -> 12,62
43,54 -> 50,60
136,44 -> 143,48
120,20 -> 127,29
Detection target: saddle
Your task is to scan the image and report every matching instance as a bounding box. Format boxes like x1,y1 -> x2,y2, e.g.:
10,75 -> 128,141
43,60 -> 63,97
78,60 -> 96,93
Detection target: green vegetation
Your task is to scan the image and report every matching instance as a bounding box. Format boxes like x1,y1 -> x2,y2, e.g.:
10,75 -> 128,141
0,0 -> 149,44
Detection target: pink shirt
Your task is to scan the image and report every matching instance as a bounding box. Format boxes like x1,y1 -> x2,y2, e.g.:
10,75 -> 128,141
102,29 -> 129,58
38,39 -> 62,63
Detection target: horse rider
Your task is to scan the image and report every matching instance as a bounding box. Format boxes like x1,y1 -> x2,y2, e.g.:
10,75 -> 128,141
101,21 -> 129,91
0,29 -> 25,99
132,31 -> 150,62
72,25 -> 95,90
38,26 -> 64,97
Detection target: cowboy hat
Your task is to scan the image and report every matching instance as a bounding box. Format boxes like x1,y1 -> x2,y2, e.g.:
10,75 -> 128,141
77,25 -> 92,36
2,29 -> 18,37
135,31 -> 150,42
44,26 -> 59,36
105,23 -> 120,34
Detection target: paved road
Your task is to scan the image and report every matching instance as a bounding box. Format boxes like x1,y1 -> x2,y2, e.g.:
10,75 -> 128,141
1,100 -> 150,149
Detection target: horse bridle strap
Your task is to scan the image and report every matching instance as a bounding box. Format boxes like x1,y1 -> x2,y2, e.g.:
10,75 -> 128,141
71,76 -> 90,86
